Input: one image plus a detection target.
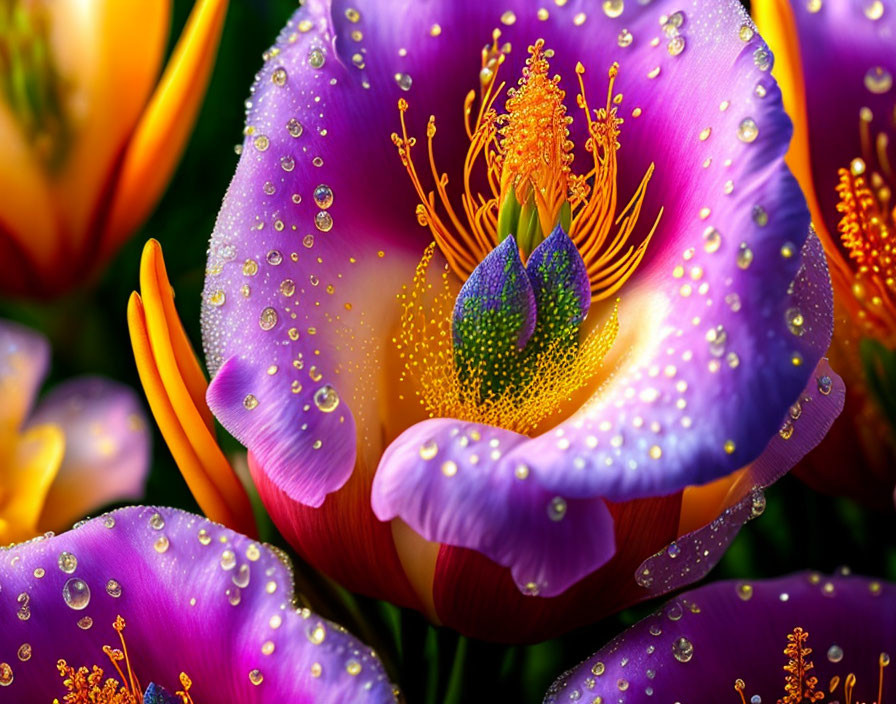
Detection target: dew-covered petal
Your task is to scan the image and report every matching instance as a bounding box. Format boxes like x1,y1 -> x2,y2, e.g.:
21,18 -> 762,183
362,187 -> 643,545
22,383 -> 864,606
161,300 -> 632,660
372,418 -> 615,597
773,0 -> 895,237
26,377 -> 151,533
0,506 -> 397,702
635,357 -> 844,597
546,571 -> 896,704
0,319 -> 49,431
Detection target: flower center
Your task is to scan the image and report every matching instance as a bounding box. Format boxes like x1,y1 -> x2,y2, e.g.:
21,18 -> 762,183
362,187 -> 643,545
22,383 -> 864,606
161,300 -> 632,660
53,616 -> 195,704
392,34 -> 661,298
733,626 -> 890,704
835,114 -> 896,344
391,38 -> 661,435
0,1 -> 71,168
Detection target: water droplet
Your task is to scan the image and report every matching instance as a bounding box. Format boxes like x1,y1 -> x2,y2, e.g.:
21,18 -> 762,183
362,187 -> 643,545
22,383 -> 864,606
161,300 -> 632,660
440,460 -> 458,477
207,290 -> 226,307
57,552 -> 77,574
864,0 -> 884,19
279,279 -> 296,297
233,564 -> 251,589
286,118 -> 303,138
752,205 -> 768,227
807,0 -> 822,10
602,0 -> 624,18
419,439 -> 438,460
667,36 -> 685,56
243,394 -> 259,410
271,67 -> 287,86
198,529 -> 212,545
666,603 -> 683,621
154,536 -> 169,553
227,587 -> 241,606
737,118 -> 759,142
864,66 -> 893,94
666,542 -> 681,558
220,550 -> 237,570
62,578 -> 91,610
707,325 -> 727,357
703,226 -> 722,253
315,211 -> 334,232
103,516 -> 116,529
753,47 -> 771,71
617,28 -> 633,46
0,663 -> 12,686
253,135 -> 270,152
591,661 -> 605,676
249,669 -> 264,686
672,636 -> 694,663
280,155 -> 295,172
736,242 -> 754,269
547,496 -> 567,521
308,48 -> 325,68
739,24 -> 754,41
785,307 -> 805,336
149,513 -> 165,530
817,375 -> 833,395
394,72 -> 413,91
313,184 -> 334,209
500,10 -> 516,24
77,616 -> 93,630
307,622 -> 326,644
259,307 -> 278,331
313,385 -> 340,412
16,645 -> 30,662
751,493 -> 766,517
827,644 -> 844,663
738,583 -> 753,600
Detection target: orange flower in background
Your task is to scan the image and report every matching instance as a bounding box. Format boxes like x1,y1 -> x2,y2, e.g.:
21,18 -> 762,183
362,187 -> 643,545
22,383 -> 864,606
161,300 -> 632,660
0,0 -> 227,298
755,0 -> 896,509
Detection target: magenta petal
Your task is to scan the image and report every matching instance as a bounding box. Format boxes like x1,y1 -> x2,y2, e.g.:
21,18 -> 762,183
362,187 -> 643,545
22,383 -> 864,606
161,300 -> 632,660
0,506 -> 397,702
546,572 -> 895,704
372,419 -> 615,597
0,319 -> 49,428
26,377 -> 151,531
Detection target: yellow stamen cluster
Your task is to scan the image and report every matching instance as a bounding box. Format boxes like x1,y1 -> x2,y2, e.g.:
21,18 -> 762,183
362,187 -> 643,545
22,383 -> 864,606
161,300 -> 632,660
836,147 -> 896,344
392,34 -> 661,301
393,243 -> 618,435
734,627 -> 890,704
53,616 -> 195,704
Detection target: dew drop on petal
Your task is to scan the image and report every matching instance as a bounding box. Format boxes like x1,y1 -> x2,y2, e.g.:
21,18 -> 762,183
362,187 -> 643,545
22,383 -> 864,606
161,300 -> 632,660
394,73 -> 413,91
671,637 -> 694,663
313,385 -> 340,412
57,552 -> 77,574
737,118 -> 759,142
865,66 -> 893,94
602,0 -> 624,18
62,578 -> 91,610
827,644 -> 844,663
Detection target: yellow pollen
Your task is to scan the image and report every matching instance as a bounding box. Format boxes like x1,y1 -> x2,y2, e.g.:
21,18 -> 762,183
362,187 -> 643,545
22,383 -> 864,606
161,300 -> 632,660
836,130 -> 896,344
394,243 -> 618,435
53,616 -> 195,704
392,35 -> 662,301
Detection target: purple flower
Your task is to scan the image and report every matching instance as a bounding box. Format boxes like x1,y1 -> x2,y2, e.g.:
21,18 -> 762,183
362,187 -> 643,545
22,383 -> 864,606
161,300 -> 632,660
0,506 -> 398,702
142,0 -> 842,640
754,0 -> 896,510
546,571 -> 895,703
0,319 -> 149,543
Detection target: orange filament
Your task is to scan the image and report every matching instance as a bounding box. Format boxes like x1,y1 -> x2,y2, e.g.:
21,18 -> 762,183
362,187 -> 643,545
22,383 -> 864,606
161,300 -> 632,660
835,115 -> 896,344
391,35 -> 661,301
393,243 -> 618,435
734,627 -> 889,704
53,617 -> 195,704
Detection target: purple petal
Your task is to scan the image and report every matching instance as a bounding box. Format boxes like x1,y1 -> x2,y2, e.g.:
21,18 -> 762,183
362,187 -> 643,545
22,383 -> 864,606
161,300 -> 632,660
546,571 -> 895,704
635,357 -> 844,597
371,419 -> 615,597
0,319 -> 49,430
0,506 -> 397,702
26,377 -> 151,532
790,0 -> 896,235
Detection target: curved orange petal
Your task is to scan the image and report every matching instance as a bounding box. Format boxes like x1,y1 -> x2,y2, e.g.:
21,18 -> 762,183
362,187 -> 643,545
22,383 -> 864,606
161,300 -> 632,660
0,424 -> 64,543
128,242 -> 255,536
100,0 -> 229,260
50,1 -> 170,260
752,0 -> 853,296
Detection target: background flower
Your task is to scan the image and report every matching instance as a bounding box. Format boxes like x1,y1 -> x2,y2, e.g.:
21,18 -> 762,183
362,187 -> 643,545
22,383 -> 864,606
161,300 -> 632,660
0,319 -> 149,543
546,571 -> 895,703
0,0 -> 227,298
0,505 -> 398,702
754,0 -> 896,509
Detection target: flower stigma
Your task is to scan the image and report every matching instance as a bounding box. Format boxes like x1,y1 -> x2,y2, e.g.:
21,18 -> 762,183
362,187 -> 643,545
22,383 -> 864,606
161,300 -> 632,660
392,35 -> 662,435
733,626 -> 890,704
52,616 -> 196,704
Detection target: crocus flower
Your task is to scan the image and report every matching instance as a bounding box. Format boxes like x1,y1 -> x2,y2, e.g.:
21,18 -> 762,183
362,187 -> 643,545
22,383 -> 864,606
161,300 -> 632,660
754,0 -> 896,509
0,319 -> 149,543
546,571 -> 895,703
131,0 -> 844,641
0,505 -> 399,702
0,0 -> 227,298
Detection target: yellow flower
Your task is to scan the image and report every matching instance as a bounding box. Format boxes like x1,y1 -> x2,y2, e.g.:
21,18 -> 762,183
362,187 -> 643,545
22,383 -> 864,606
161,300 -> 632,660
0,0 -> 227,298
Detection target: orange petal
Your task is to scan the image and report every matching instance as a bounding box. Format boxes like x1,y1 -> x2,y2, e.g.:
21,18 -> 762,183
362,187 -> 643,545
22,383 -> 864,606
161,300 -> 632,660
50,0 -> 170,261
128,243 -> 255,537
0,424 -> 64,543
752,0 -> 853,293
677,470 -> 744,536
100,0 -> 229,261
0,103 -> 58,280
